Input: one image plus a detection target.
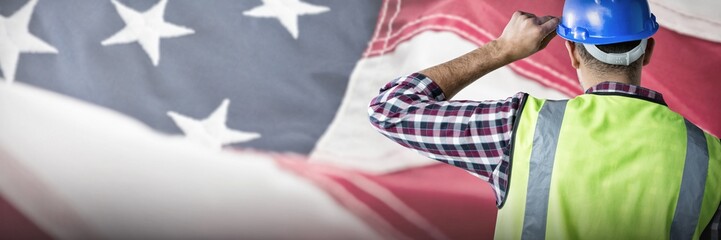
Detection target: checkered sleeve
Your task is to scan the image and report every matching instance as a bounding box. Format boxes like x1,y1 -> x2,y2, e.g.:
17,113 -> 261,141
368,72 -> 526,204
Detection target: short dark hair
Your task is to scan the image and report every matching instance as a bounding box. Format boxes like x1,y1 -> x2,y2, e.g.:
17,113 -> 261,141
575,40 -> 643,81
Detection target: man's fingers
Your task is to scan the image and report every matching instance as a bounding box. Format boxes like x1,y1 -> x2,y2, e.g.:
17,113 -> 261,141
522,12 -> 536,19
503,11 -> 559,57
515,10 -> 535,18
539,31 -> 557,50
539,16 -> 560,33
537,15 -> 555,24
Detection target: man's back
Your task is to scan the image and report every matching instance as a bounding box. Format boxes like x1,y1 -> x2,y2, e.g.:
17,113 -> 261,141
368,1 -> 721,237
496,93 -> 721,239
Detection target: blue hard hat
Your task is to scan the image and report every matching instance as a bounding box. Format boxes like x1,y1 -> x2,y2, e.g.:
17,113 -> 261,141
557,0 -> 660,44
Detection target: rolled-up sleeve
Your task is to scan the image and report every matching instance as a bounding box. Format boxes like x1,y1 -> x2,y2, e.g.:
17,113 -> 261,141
368,72 -> 526,205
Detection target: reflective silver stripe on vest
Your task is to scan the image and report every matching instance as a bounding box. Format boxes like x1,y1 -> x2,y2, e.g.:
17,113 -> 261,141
521,100 -> 568,240
670,120 -> 710,240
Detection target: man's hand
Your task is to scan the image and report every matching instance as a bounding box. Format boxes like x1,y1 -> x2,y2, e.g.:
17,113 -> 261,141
497,11 -> 560,62
419,11 -> 559,99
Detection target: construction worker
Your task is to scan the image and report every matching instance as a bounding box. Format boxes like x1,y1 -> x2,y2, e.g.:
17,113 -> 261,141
367,0 -> 721,239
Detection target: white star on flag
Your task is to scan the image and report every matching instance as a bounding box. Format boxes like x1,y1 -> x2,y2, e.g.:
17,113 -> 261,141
101,0 -> 194,66
0,0 -> 58,84
243,0 -> 330,39
167,99 -> 261,150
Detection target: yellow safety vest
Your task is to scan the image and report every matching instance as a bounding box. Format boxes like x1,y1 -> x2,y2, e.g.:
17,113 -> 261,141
494,94 -> 721,240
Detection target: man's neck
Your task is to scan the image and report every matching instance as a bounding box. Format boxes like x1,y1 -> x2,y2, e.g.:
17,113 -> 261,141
578,69 -> 640,90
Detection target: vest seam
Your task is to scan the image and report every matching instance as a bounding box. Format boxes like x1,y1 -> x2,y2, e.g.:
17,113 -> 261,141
498,93 -> 529,209
589,92 -> 667,106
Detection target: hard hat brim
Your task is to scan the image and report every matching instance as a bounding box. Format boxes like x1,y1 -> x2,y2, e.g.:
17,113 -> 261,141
557,24 -> 658,45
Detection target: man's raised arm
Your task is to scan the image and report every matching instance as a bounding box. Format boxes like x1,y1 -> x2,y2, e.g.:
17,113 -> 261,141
367,12 -> 559,204
421,11 -> 559,99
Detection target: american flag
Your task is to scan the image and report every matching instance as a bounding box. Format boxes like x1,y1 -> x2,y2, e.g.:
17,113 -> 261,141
1,0 -> 719,239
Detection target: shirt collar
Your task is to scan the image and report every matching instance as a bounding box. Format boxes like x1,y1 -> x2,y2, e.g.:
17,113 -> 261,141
585,81 -> 666,105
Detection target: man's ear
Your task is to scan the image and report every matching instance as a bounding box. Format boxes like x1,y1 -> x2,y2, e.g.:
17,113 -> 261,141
565,40 -> 581,69
642,38 -> 655,66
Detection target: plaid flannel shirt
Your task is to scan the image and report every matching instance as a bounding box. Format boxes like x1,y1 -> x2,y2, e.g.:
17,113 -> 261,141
368,72 -> 720,237
368,72 -> 673,203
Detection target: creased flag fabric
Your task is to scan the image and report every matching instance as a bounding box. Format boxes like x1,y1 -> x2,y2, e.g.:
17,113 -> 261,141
1,0 -> 720,239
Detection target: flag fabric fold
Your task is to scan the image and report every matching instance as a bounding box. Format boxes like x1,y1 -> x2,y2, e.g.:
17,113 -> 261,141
1,0 -> 720,238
